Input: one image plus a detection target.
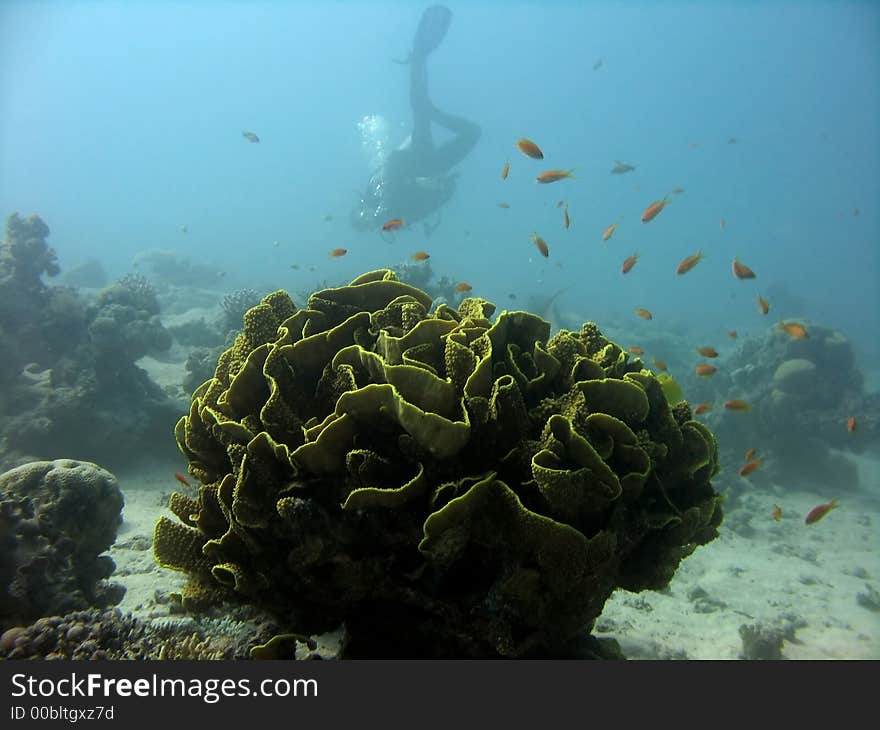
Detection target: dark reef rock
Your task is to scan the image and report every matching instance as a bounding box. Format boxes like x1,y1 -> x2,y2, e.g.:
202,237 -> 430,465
738,622 -> 786,660
154,269 -> 722,658
0,460 -> 125,632
856,583 -> 880,612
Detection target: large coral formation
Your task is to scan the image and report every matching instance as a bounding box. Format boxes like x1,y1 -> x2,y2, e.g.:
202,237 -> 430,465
0,460 -> 125,632
0,214 -> 64,387
154,270 -> 722,658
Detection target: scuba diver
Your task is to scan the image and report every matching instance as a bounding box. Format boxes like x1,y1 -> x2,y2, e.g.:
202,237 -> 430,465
350,5 -> 481,236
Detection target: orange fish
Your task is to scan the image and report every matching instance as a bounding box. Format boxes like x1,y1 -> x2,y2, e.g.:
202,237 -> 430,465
756,295 -> 770,315
516,138 -> 544,159
382,218 -> 404,231
727,330 -> 738,339
454,282 -> 473,293
805,500 -> 838,525
536,169 -> 576,184
744,448 -> 757,461
693,402 -> 712,415
628,346 -> 644,356
772,505 -> 782,522
732,258 -> 756,279
602,223 -> 617,241
635,308 -> 653,320
563,206 -> 570,229
621,253 -> 639,274
501,161 -> 510,179
174,472 -> 190,487
696,347 -> 718,358
411,251 -> 430,261
739,460 -> 761,477
532,233 -> 549,257
330,248 -> 347,257
778,322 -> 808,339
676,250 -> 703,275
847,416 -> 856,433
724,399 -> 750,412
695,364 -> 717,377
641,196 -> 669,223
652,358 -> 668,371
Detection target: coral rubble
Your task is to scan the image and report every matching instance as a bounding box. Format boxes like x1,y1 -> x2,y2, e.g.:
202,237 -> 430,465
155,270 -> 722,658
0,608 -> 250,660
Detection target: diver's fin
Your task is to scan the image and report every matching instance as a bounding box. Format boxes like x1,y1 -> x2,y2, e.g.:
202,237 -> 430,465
411,5 -> 452,62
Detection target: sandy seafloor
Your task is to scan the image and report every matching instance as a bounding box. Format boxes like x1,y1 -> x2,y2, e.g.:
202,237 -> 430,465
109,356 -> 880,661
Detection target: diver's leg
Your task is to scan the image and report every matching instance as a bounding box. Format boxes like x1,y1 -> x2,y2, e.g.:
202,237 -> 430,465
423,104 -> 481,174
408,6 -> 479,174
409,58 -> 433,159
408,6 -> 454,159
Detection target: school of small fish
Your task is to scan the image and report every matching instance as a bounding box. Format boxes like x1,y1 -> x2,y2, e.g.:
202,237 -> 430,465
272,124 -> 856,537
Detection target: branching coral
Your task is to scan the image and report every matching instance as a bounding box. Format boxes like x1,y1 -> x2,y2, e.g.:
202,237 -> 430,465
221,288 -> 261,332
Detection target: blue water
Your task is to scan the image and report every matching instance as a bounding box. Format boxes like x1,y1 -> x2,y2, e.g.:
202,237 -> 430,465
1,0 -> 878,347
2,0 -> 879,660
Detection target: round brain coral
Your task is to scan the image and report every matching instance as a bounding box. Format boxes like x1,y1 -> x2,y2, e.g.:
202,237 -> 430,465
154,270 -> 722,658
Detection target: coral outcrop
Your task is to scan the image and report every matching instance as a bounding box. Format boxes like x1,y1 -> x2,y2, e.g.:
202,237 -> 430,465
698,322 -> 877,489
0,460 -> 125,631
88,273 -> 172,363
154,270 -> 722,658
0,213 -> 180,468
